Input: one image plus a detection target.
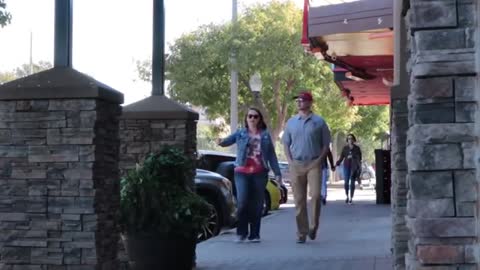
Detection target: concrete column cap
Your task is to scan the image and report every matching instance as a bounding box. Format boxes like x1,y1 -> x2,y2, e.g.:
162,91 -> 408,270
0,67 -> 124,104
122,95 -> 199,120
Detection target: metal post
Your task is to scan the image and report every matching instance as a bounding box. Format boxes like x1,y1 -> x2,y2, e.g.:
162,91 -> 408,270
152,0 -> 165,96
230,0 -> 238,133
253,92 -> 261,108
54,0 -> 73,68
29,30 -> 33,75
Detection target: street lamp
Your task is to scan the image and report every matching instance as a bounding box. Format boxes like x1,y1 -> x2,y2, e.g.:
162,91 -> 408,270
249,72 -> 262,101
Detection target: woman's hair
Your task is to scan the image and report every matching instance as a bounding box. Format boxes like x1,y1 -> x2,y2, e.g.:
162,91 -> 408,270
244,107 -> 267,130
346,133 -> 357,143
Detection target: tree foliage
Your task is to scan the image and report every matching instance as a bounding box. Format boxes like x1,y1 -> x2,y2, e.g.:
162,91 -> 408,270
349,105 -> 390,163
138,0 -> 390,152
139,1 -> 355,143
0,71 -> 15,84
350,105 -> 390,141
0,61 -> 53,84
0,0 -> 11,28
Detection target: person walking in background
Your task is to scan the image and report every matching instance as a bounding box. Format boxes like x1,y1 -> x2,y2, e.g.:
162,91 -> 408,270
321,148 -> 335,205
217,108 -> 282,243
282,91 -> 331,244
335,133 -> 362,204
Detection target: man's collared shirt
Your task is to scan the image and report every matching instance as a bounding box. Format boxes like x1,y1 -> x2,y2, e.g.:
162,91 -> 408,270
282,113 -> 331,162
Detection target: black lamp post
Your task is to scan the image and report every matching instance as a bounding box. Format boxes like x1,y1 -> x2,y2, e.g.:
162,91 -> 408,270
54,0 -> 73,68
152,0 -> 165,96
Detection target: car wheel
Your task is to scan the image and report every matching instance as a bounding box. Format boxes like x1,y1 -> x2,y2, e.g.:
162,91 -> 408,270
262,191 -> 271,216
197,197 -> 222,242
280,185 -> 288,204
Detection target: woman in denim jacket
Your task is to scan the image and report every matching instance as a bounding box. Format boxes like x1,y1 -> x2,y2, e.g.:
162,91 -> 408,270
217,108 -> 282,243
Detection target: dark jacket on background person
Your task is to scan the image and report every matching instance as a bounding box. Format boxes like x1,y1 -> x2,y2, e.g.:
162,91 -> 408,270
337,144 -> 362,178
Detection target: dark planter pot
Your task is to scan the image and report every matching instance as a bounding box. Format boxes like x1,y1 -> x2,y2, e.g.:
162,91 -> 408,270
122,233 -> 196,270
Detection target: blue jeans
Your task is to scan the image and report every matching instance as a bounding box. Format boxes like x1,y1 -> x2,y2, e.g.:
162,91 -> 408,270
234,171 -> 268,239
343,166 -> 355,198
321,168 -> 329,199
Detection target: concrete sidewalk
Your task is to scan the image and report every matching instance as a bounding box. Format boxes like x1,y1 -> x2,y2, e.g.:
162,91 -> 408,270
196,187 -> 392,270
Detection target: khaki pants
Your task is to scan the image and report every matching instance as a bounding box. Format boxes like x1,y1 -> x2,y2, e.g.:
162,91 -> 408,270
290,157 -> 323,237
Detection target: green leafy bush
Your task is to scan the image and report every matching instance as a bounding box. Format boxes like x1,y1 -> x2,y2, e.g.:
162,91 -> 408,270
120,146 -> 212,238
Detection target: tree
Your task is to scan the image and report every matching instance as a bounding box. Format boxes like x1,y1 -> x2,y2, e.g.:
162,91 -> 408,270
139,1 -> 355,143
0,71 -> 15,84
0,61 -> 53,84
350,105 -> 390,141
350,105 -> 390,163
0,0 -> 11,28
13,61 -> 53,78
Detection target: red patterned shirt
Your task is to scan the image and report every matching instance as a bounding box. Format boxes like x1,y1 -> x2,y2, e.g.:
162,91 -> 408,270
234,133 -> 265,174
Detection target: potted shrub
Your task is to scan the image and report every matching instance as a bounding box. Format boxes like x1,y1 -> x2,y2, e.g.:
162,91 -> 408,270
120,146 -> 211,270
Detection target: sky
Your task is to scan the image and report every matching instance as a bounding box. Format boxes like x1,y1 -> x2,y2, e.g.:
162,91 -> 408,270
0,0 -> 307,104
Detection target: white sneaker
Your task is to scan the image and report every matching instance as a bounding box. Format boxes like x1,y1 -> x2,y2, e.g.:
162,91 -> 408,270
249,237 -> 261,243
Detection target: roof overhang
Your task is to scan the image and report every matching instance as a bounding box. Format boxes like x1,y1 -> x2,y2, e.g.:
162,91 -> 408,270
306,0 -> 394,105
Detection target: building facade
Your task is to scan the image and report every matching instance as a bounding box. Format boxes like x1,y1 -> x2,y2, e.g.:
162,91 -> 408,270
307,0 -> 479,269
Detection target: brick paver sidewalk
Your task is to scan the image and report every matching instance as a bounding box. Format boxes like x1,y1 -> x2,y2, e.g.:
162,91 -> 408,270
196,186 -> 392,270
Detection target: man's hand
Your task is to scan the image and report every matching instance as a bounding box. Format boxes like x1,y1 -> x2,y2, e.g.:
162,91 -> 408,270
331,165 -> 336,172
215,138 -> 222,145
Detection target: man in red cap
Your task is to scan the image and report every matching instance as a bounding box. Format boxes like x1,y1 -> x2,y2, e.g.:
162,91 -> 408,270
282,90 -> 331,243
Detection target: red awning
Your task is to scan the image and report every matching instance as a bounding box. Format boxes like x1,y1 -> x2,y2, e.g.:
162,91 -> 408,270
305,0 -> 394,105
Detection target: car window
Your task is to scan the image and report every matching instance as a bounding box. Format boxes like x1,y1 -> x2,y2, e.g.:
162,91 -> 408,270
197,153 -> 235,171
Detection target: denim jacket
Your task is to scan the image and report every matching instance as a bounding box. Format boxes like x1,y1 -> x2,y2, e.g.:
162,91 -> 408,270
219,128 -> 282,177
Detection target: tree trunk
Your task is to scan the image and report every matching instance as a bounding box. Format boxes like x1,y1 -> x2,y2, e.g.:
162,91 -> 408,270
271,78 -> 295,145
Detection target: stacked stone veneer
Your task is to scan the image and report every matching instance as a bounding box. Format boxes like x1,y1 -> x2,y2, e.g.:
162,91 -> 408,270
119,118 -> 197,176
405,0 -> 478,268
391,99 -> 409,270
117,96 -> 199,270
0,68 -> 123,270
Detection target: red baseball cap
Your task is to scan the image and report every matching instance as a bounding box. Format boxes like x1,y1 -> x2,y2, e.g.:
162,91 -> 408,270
293,91 -> 313,101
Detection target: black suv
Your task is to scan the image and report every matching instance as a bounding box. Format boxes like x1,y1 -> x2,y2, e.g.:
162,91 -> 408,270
195,169 -> 237,242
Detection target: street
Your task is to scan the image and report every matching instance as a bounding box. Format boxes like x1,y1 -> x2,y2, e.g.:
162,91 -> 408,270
196,184 -> 392,270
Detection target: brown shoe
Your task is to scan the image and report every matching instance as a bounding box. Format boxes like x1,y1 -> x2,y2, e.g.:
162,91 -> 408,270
296,236 -> 306,243
308,229 -> 317,240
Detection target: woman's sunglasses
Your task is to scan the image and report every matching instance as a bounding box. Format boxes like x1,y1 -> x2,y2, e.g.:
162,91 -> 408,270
248,114 -> 259,119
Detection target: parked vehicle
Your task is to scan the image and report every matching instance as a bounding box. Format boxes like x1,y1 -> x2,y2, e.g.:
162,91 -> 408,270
197,150 -> 236,172
269,161 -> 290,183
195,169 -> 237,242
360,161 -> 376,187
270,175 -> 288,204
197,150 -> 287,215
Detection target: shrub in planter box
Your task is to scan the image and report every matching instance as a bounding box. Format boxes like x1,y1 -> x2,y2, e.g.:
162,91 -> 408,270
120,146 -> 211,270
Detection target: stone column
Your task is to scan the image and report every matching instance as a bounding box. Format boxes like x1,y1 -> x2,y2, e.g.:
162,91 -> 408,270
0,67 -> 124,269
406,0 -> 478,268
390,1 -> 410,269
117,95 -> 198,269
